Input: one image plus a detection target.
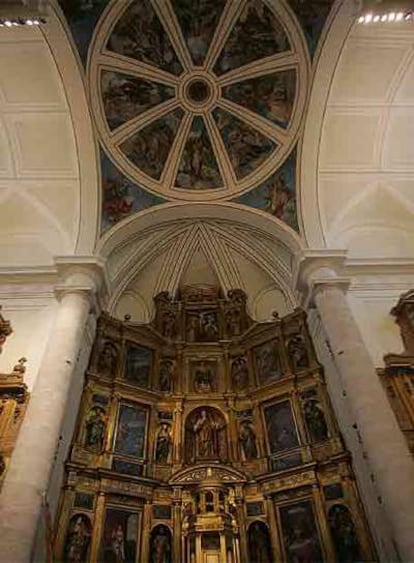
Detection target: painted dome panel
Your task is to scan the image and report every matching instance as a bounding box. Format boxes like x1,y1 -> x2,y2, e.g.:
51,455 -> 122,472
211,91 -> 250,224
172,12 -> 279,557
172,0 -> 227,66
120,109 -> 184,180
89,0 -> 309,201
176,116 -> 223,189
222,70 -> 296,129
213,108 -> 277,180
213,2 -> 290,76
107,0 -> 183,76
101,71 -> 175,131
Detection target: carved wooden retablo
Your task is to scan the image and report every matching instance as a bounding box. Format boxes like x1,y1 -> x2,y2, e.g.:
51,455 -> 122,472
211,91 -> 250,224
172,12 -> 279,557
379,289 -> 414,455
55,286 -> 375,562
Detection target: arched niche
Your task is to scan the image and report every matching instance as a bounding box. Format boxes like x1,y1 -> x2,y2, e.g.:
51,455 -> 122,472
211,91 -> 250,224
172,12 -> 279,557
184,406 -> 227,464
149,524 -> 172,563
247,521 -> 273,563
63,513 -> 92,563
328,504 -> 362,563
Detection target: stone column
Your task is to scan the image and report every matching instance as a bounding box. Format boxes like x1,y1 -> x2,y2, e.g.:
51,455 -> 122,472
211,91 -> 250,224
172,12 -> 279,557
311,275 -> 414,561
0,283 -> 96,563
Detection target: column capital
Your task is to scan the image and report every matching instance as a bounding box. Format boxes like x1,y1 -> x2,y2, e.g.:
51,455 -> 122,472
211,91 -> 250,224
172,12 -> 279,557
54,256 -> 109,312
293,250 -> 350,306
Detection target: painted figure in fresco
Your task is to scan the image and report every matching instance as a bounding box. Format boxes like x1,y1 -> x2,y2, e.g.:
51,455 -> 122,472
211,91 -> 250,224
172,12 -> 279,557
110,524 -> 125,562
151,525 -> 172,563
159,360 -> 174,392
98,341 -> 118,376
85,406 -> 106,453
193,409 -> 220,459
287,334 -> 309,370
266,173 -> 293,219
64,515 -> 91,563
194,361 -> 214,393
239,421 -> 258,460
328,505 -> 361,563
231,356 -> 249,390
155,423 -> 172,464
225,307 -> 241,337
248,522 -> 273,563
303,400 -> 328,443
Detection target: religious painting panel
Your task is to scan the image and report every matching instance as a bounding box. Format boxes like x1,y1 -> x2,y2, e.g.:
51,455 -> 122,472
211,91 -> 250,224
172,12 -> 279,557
253,339 -> 282,385
247,521 -> 273,563
172,0 -> 226,66
213,108 -> 277,180
114,403 -> 148,460
175,116 -> 223,189
124,345 -> 153,388
120,109 -> 184,180
328,504 -> 362,563
99,507 -> 140,563
222,70 -> 296,129
214,1 -> 289,75
101,70 -> 175,131
264,401 -> 299,454
185,310 -> 220,342
190,359 -> 218,393
279,500 -> 323,563
63,513 -> 92,563
149,524 -> 172,563
185,407 -> 227,463
107,0 -> 183,75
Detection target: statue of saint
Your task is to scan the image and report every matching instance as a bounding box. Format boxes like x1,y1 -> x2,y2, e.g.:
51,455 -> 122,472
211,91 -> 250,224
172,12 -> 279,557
304,400 -> 329,443
97,341 -> 117,375
155,423 -> 172,463
110,524 -> 125,563
193,409 -> 220,459
151,526 -> 172,563
159,360 -> 174,392
65,515 -> 90,563
287,334 -> 309,370
231,356 -> 248,390
239,421 -> 258,460
85,406 -> 106,453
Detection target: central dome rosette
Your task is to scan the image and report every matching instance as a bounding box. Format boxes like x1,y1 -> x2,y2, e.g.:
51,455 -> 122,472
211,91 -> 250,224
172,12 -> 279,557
88,0 -> 309,200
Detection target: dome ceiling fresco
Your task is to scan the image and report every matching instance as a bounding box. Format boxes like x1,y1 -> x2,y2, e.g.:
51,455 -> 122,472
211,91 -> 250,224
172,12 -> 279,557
88,0 -> 310,201
60,0 -> 335,231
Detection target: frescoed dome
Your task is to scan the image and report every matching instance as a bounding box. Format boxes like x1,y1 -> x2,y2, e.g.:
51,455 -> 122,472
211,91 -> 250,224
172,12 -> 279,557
89,0 -> 309,201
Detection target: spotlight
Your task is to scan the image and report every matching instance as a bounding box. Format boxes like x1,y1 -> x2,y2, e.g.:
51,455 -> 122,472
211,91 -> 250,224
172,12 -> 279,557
396,11 -> 404,19
4,20 -> 12,27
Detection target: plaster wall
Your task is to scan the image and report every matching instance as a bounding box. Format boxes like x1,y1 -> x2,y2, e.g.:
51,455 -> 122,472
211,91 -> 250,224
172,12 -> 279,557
346,270 -> 414,366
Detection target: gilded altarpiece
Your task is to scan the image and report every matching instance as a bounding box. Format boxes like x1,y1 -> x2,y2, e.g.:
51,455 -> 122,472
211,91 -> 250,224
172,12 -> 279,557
378,289 -> 414,455
55,287 -> 375,563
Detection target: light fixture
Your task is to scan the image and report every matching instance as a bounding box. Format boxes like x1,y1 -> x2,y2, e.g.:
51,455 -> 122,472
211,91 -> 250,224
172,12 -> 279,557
0,16 -> 45,27
356,0 -> 414,23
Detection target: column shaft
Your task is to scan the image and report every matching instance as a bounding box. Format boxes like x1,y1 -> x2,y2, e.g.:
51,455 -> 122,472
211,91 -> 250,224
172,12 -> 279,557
314,284 -> 414,561
0,290 -> 92,563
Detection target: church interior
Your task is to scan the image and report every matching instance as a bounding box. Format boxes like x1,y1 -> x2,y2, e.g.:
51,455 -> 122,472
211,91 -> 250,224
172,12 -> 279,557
0,0 -> 413,562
